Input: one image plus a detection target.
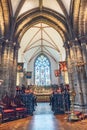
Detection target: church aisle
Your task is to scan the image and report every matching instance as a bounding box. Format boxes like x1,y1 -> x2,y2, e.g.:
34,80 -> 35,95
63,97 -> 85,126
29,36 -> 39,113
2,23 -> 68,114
28,103 -> 64,130
0,103 -> 87,130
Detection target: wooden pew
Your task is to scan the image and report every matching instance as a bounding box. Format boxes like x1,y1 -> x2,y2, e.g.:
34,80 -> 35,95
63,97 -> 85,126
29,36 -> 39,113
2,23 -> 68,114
0,94 -> 15,122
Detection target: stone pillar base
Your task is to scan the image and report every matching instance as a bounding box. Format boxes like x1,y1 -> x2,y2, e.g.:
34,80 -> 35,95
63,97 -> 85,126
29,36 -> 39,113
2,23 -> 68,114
74,104 -> 87,113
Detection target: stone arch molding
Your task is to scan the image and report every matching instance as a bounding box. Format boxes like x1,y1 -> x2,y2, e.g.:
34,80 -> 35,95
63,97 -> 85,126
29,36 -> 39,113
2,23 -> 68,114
14,8 -> 71,44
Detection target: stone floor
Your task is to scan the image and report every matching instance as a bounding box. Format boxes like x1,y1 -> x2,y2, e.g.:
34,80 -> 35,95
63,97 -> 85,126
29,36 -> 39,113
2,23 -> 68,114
0,103 -> 87,130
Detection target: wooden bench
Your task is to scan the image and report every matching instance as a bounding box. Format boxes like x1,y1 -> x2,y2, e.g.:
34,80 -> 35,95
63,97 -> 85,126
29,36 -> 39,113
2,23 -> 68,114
13,94 -> 27,118
0,94 -> 27,122
0,94 -> 16,122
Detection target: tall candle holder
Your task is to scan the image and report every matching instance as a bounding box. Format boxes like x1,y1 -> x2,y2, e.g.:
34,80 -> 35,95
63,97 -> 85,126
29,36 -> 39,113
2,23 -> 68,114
68,90 -> 79,121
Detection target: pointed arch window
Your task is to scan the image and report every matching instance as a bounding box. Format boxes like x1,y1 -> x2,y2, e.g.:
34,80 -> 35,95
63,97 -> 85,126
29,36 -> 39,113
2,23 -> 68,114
35,54 -> 51,86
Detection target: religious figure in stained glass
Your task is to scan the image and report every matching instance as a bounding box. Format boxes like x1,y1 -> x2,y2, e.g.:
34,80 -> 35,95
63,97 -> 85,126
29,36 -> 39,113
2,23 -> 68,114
35,54 -> 51,86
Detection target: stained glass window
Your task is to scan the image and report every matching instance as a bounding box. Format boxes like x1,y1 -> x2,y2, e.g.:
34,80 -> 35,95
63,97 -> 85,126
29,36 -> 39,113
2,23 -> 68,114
35,54 -> 51,86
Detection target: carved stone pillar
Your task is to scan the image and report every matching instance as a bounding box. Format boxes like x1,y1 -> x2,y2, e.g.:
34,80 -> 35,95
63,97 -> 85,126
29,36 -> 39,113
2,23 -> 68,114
0,44 -> 2,64
68,42 -> 80,106
76,42 -> 87,106
0,41 -> 19,97
80,38 -> 87,77
65,40 -> 84,111
12,45 -> 19,93
64,43 -> 72,88
0,43 -> 3,97
68,39 -> 87,112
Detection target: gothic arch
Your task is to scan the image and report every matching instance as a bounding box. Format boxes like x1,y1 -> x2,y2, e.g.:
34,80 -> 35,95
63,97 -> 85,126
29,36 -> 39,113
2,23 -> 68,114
14,8 -> 70,44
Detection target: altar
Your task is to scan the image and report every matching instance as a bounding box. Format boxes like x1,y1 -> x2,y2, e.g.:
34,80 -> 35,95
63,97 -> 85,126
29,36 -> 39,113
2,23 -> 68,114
33,86 -> 52,102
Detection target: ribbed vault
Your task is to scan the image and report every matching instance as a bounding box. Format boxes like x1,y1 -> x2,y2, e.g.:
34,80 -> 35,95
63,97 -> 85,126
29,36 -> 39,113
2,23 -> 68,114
72,0 -> 87,37
0,0 -> 10,37
15,8 -> 69,43
0,0 -> 87,38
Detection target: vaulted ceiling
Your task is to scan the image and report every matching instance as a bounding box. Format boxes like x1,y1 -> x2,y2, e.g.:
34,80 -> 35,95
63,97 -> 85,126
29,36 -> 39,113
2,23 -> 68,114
0,0 -> 87,63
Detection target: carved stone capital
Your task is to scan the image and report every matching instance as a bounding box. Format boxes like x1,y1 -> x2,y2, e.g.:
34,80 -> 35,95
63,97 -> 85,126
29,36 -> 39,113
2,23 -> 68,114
78,36 -> 87,44
63,42 -> 69,50
14,44 -> 20,50
69,38 -> 81,47
68,41 -> 73,47
3,40 -> 13,48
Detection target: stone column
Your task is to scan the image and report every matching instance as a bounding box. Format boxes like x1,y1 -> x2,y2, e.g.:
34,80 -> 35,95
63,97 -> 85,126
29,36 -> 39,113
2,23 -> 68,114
11,45 -> 19,95
76,42 -> 87,104
64,43 -> 73,89
0,43 -> 4,98
0,41 -> 19,97
68,39 -> 87,112
64,38 -> 87,112
80,38 -> 87,77
69,40 -> 84,109
0,44 -> 2,64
